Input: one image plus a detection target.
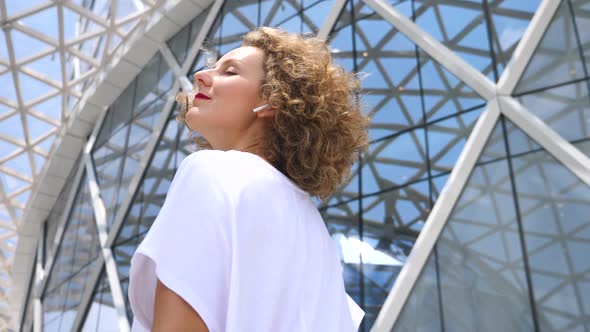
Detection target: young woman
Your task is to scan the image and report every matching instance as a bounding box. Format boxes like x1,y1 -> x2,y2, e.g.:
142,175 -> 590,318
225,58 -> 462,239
128,27 -> 369,332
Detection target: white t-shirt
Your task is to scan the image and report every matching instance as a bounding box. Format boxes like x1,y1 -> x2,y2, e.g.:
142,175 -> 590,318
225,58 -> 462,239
128,150 -> 364,332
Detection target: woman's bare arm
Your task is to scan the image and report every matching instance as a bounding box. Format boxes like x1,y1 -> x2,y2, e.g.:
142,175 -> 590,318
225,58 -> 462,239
152,279 -> 209,332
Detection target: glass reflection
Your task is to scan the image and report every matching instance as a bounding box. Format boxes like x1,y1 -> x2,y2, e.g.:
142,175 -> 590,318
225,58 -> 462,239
43,262 -> 97,332
44,173 -> 100,296
394,152 -> 535,331
81,270 -> 119,332
514,0 -> 585,94
92,52 -> 173,231
519,80 -> 590,152
511,142 -> 590,331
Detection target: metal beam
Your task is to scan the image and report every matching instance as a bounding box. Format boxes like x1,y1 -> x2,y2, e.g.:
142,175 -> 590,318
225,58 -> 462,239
36,155 -> 87,297
317,0 -> 347,41
371,100 -> 501,332
73,150 -> 131,331
159,43 -> 184,79
362,0 -> 496,101
180,0 -> 225,75
497,0 -> 561,95
103,80 -> 179,249
498,96 -> 590,187
106,0 -> 223,249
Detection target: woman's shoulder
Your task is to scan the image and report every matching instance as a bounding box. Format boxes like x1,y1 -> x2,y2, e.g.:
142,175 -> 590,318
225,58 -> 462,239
180,150 -> 268,175
180,150 -> 308,197
179,150 -> 279,187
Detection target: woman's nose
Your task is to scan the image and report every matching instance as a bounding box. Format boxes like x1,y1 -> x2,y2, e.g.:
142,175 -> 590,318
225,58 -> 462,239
193,70 -> 212,88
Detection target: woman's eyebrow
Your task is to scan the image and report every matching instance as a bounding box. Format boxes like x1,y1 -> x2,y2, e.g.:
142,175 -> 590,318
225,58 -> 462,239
214,58 -> 245,69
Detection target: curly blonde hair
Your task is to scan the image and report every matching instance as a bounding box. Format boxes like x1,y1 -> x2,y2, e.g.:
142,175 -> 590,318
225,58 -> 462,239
177,27 -> 369,200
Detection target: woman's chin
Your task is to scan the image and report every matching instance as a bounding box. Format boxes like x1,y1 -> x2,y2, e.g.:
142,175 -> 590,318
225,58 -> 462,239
187,106 -> 200,114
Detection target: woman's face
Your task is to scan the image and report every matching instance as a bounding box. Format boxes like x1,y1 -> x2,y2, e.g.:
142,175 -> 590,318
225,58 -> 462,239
186,46 -> 268,150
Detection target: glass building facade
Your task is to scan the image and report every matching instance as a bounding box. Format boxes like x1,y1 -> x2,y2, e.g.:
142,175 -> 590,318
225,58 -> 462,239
18,0 -> 590,331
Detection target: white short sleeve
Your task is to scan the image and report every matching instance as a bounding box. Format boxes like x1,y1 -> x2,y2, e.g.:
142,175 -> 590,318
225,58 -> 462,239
129,152 -> 232,332
128,150 -> 364,332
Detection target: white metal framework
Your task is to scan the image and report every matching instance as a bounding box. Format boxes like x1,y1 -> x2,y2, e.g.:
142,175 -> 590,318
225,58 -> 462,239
0,0 -> 166,329
368,0 -> 590,330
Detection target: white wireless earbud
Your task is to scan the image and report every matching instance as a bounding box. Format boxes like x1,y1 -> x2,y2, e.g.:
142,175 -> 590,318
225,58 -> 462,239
252,104 -> 270,113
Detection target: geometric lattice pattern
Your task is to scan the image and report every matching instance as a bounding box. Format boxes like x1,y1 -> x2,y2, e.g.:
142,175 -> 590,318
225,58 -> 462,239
395,117 -> 590,331
391,0 -> 590,329
81,270 -> 118,332
16,0 -> 590,331
0,1 -> 162,328
42,172 -> 101,332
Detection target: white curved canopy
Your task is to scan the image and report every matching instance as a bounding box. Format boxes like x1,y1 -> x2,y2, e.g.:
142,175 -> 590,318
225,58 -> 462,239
0,0 -> 163,328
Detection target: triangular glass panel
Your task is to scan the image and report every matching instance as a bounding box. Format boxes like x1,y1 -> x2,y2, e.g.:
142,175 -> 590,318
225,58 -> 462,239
479,117 -> 508,163
62,5 -> 106,42
18,72 -> 58,102
0,104 -> 11,119
67,94 -> 81,112
115,117 -> 189,246
13,189 -> 31,207
572,0 -> 590,69
43,258 -> 98,332
0,113 -> 25,144
266,1 -> 299,28
32,151 -> 46,176
514,0 -> 585,94
427,106 -> 484,175
64,52 -> 97,83
3,150 -> 34,182
43,172 -> 101,295
362,128 -> 428,194
328,1 -> 485,142
392,117 -> 590,331
135,55 -> 160,112
156,60 -> 173,95
81,270 -> 119,332
115,0 -> 140,21
490,1 -> 542,78
30,93 -> 62,123
393,252 -> 443,331
19,4 -> 59,41
5,1 -> 47,17
420,59 -> 485,122
10,29 -> 54,60
0,172 -> 29,195
118,17 -> 140,34
34,132 -> 55,155
0,72 -> 18,103
0,137 -> 24,158
167,24 -> 191,66
73,33 -> 105,62
107,33 -> 123,55
410,0 -> 540,81
393,118 -> 533,331
23,51 -> 61,83
0,29 -> 7,61
0,204 -> 9,221
26,113 -> 56,143
511,142 -> 590,330
299,0 -> 333,35
518,80 -> 590,156
113,236 -> 143,321
219,8 -> 253,37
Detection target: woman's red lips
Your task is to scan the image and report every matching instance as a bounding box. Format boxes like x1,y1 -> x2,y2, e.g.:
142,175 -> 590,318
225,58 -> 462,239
195,93 -> 211,100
